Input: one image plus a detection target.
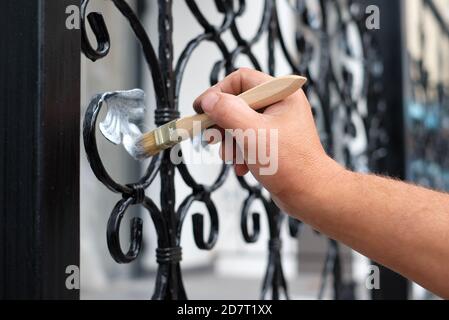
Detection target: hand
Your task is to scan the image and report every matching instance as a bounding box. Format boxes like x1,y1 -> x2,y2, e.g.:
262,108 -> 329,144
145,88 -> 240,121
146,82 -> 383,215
194,68 -> 345,215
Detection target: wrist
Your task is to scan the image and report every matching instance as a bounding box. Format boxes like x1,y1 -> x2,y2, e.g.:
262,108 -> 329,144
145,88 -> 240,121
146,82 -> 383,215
274,155 -> 350,219
305,155 -> 349,200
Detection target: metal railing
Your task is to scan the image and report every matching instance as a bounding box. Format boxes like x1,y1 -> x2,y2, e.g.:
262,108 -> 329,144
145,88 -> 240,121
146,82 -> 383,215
81,0 -> 389,300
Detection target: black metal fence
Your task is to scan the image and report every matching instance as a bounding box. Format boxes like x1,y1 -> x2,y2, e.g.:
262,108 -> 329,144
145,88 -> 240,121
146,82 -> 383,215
81,0 -> 404,300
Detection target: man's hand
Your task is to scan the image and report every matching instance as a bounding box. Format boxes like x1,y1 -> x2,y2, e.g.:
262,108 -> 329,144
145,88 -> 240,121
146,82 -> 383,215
194,68 -> 449,299
194,68 -> 344,213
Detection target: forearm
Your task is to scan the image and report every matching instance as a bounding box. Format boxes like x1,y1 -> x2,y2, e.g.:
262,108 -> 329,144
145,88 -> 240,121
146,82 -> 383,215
278,162 -> 449,298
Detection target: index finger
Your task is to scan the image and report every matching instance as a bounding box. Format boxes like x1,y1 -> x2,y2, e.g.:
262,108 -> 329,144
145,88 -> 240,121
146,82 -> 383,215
193,68 -> 273,114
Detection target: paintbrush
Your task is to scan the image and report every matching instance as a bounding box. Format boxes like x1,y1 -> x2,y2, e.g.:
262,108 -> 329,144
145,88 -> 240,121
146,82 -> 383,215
132,75 -> 307,159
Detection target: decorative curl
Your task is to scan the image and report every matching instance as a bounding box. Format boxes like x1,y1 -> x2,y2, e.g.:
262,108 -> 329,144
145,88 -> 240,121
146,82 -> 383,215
241,193 -> 261,243
192,197 -> 219,250
83,92 -> 162,194
81,0 -> 111,61
177,186 -> 220,251
107,197 -> 143,263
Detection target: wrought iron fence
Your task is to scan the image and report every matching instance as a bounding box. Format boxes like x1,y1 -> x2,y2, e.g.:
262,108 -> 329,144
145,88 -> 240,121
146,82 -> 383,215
81,0 -> 389,300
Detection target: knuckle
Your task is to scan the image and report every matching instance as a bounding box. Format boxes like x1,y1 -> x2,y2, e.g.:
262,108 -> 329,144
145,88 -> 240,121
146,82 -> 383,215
236,67 -> 251,84
226,70 -> 243,93
237,67 -> 252,75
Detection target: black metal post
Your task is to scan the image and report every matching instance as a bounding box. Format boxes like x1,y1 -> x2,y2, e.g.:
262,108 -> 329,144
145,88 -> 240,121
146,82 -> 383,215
359,0 -> 409,300
0,0 -> 80,299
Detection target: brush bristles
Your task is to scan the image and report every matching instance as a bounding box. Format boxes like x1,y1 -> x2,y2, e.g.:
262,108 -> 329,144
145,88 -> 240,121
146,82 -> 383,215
131,132 -> 160,160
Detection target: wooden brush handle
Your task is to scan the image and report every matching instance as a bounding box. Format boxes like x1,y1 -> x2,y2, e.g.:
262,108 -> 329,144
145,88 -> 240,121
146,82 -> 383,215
176,75 -> 307,135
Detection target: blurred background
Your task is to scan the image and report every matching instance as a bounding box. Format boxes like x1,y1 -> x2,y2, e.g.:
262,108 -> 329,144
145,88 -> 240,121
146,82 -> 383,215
80,0 -> 449,300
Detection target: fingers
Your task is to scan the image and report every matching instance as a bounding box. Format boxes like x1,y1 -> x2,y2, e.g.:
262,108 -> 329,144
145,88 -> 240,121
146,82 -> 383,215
194,68 -> 273,178
194,68 -> 273,114
199,92 -> 263,131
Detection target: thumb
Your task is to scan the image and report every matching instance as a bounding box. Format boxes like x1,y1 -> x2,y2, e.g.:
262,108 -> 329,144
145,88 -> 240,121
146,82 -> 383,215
200,92 -> 263,130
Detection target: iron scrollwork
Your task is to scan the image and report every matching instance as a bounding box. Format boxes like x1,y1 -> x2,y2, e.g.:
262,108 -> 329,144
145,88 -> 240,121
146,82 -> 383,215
82,0 -> 387,300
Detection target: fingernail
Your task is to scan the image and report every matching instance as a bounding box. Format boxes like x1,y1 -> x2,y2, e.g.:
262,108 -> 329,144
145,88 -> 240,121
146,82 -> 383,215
201,93 -> 220,113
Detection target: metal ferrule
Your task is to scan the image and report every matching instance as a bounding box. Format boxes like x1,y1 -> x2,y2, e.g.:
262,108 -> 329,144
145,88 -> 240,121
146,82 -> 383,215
154,120 -> 181,149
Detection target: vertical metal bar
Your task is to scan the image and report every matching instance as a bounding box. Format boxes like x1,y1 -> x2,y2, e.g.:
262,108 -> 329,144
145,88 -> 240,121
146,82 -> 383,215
158,0 -> 175,104
358,0 -> 409,300
155,0 -> 186,300
0,0 -> 80,299
132,0 -> 150,278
